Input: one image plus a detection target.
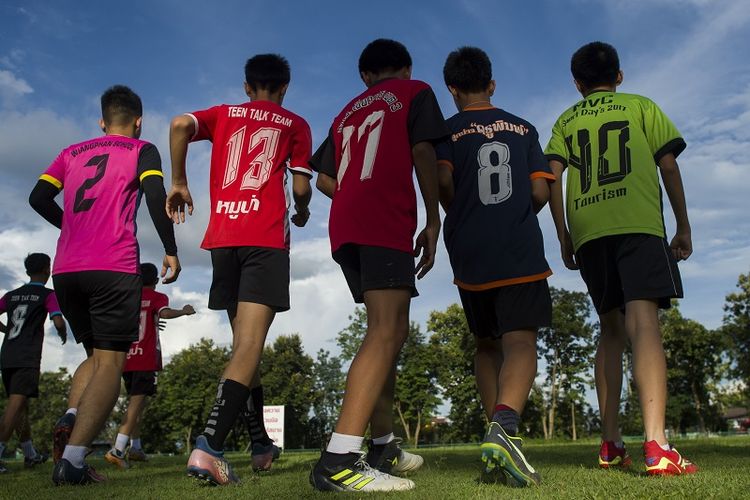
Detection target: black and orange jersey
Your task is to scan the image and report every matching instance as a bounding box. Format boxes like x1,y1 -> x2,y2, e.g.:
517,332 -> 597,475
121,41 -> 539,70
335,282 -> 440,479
436,105 -> 554,290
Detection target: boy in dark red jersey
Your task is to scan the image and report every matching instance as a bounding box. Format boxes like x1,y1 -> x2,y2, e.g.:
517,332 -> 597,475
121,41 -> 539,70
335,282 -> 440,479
309,39 -> 448,493
437,47 -> 554,486
29,85 -> 180,485
167,54 -> 313,485
0,253 -> 66,473
104,263 -> 195,469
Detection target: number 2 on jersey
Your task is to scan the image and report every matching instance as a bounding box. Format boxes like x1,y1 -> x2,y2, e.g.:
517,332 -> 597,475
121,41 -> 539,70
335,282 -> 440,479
73,154 -> 109,213
223,126 -> 281,190
338,110 -> 385,187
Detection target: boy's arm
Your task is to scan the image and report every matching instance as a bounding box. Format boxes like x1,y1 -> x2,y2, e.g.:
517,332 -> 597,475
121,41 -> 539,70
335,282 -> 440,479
291,173 -> 312,227
310,129 -> 337,200
549,159 -> 578,270
29,180 -> 63,229
158,304 -> 196,320
658,152 -> 692,260
531,178 -> 550,213
166,115 -> 196,224
437,162 -> 454,211
52,315 -> 67,345
413,141 -> 441,279
316,174 -> 336,199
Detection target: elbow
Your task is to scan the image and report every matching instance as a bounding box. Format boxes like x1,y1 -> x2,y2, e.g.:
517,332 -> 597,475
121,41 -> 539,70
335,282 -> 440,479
531,184 -> 551,209
170,115 -> 194,136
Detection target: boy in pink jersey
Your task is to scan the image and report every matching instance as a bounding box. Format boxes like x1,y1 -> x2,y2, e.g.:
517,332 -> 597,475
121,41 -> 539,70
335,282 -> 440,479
166,54 -> 312,485
29,85 -> 181,485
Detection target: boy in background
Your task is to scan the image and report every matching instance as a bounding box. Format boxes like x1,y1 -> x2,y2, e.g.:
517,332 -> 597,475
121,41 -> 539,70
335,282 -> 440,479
545,41 -> 696,475
104,263 -> 195,468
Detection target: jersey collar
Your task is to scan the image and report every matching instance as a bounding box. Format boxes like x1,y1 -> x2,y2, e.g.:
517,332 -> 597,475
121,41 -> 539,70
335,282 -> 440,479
462,103 -> 496,111
27,281 -> 45,286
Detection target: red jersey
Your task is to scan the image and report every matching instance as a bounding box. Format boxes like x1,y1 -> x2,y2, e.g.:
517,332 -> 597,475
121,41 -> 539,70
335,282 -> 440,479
124,288 -> 169,372
188,101 -> 313,250
310,79 -> 448,253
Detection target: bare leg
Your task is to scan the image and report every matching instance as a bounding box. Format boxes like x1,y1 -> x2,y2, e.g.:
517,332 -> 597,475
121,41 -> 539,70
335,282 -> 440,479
625,299 -> 668,445
369,365 -> 397,438
0,394 -> 27,442
15,400 -> 31,442
67,352 -> 95,410
475,337 -> 503,420
496,330 -> 538,414
118,395 -> 147,437
222,302 -> 275,386
68,349 -> 126,447
335,289 -> 411,436
596,310 -> 628,443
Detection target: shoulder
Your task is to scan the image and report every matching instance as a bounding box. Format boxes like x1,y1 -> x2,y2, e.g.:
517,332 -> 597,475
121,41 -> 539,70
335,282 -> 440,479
279,106 -> 311,131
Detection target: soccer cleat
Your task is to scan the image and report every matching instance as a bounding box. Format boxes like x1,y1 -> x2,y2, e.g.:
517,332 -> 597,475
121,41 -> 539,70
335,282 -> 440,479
643,440 -> 698,476
310,451 -> 415,492
53,413 -> 76,464
24,452 -> 49,468
52,458 -> 106,485
186,435 -> 239,485
251,442 -> 280,472
366,438 -> 424,475
0,460 -> 7,474
127,448 -> 148,462
104,449 -> 130,469
480,421 -> 540,486
598,441 -> 632,469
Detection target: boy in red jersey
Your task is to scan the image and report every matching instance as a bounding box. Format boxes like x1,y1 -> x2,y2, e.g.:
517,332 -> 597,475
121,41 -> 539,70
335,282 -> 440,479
309,39 -> 448,493
167,54 -> 313,485
104,263 -> 195,469
29,85 -> 180,485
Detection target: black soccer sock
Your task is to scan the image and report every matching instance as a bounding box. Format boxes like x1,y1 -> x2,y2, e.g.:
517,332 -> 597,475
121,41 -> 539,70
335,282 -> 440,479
203,378 -> 250,451
492,404 -> 520,436
242,385 -> 272,446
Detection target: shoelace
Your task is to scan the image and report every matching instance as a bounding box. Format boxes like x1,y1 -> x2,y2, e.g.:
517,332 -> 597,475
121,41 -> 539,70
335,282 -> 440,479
354,452 -> 391,480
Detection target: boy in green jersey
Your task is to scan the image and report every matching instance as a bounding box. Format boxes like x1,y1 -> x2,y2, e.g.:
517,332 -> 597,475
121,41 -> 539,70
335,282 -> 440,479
545,42 -> 697,476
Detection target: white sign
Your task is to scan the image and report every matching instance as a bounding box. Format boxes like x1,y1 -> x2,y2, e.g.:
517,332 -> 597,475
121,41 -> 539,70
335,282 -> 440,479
263,405 -> 285,450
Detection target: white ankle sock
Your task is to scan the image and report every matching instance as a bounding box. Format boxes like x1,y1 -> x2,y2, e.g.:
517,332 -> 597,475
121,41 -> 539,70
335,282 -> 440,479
326,432 -> 364,455
66,408 -> 77,416
660,443 -> 671,451
20,440 -> 37,459
131,438 -> 142,450
114,433 -> 129,454
372,432 -> 395,445
62,445 -> 88,468
614,440 -> 624,449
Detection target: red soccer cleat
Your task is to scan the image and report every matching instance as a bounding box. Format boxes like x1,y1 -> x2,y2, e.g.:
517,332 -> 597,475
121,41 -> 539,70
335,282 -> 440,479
598,440 -> 632,469
643,440 -> 698,476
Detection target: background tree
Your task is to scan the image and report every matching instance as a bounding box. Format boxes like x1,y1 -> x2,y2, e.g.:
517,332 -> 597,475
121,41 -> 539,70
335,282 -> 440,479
336,307 -> 368,362
427,304 -> 485,443
723,271 -> 750,400
537,288 -> 595,439
308,349 -> 345,448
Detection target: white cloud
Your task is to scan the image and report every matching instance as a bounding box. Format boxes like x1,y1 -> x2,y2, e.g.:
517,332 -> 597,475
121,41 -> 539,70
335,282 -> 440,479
0,69 -> 33,104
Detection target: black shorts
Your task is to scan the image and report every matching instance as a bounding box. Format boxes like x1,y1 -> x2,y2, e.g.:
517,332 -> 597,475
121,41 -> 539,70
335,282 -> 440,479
209,247 -> 290,312
2,367 -> 40,398
459,279 -> 552,339
53,271 -> 141,352
576,233 -> 683,315
123,370 -> 157,396
333,244 -> 418,304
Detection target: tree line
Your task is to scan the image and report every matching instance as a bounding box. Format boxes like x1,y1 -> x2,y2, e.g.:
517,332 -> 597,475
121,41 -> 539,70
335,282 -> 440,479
1,272 -> 749,453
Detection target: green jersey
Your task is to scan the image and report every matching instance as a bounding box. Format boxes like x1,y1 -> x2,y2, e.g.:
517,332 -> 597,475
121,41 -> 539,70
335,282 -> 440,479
545,91 -> 685,251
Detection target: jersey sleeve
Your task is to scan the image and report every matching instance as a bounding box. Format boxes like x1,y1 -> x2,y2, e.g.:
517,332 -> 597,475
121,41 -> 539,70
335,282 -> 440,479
528,127 -> 556,181
435,137 -> 454,172
642,99 -> 686,163
288,119 -> 313,177
0,293 -> 7,314
407,88 -> 450,146
187,106 -> 221,142
137,143 -> 164,182
544,117 -> 568,167
40,149 -> 66,189
154,292 -> 170,314
45,292 -> 62,318
309,128 -> 337,178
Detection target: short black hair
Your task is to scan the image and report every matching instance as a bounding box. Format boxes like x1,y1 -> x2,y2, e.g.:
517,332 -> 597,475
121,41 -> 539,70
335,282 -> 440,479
358,38 -> 412,75
245,54 -> 291,93
140,262 -> 159,287
101,85 -> 143,126
571,41 -> 620,90
24,253 -> 50,275
443,46 -> 493,93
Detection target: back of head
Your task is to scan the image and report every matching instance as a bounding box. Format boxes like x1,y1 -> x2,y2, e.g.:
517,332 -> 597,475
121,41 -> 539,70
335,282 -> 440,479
140,262 -> 159,287
25,253 -> 51,276
571,41 -> 620,91
358,38 -> 412,75
101,85 -> 143,126
443,46 -> 492,93
245,54 -> 291,93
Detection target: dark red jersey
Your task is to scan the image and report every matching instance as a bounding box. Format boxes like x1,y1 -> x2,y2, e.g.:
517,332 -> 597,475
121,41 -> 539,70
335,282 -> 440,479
311,79 -> 448,253
188,101 -> 312,250
124,288 -> 169,372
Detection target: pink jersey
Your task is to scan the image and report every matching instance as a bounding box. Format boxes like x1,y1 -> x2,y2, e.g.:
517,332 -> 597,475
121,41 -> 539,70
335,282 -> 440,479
188,101 -> 312,250
41,136 -> 164,275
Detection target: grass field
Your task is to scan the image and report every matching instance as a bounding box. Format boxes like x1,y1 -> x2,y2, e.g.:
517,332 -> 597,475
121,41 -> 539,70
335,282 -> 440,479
2,436 -> 749,499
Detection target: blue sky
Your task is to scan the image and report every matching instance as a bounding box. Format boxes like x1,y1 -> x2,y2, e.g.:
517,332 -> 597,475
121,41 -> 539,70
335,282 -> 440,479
1,0 -> 749,374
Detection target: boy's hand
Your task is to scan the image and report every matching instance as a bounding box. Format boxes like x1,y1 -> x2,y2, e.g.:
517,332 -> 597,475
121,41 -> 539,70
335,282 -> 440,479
166,184 -> 194,223
670,231 -> 692,261
158,319 -> 167,331
58,329 -> 67,345
559,231 -> 578,270
182,304 -> 196,315
414,223 -> 440,279
291,205 -> 310,227
162,255 -> 181,284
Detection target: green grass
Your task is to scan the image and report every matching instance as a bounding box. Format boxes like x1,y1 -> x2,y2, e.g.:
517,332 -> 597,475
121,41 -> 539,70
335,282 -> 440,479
2,436 -> 749,499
